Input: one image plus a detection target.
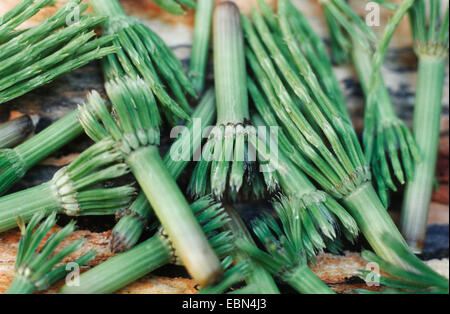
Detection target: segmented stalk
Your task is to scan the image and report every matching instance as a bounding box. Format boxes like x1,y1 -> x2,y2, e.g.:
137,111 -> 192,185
6,212 -> 95,294
60,197 -> 233,294
0,139 -> 135,232
0,115 -> 33,149
189,2 -> 270,199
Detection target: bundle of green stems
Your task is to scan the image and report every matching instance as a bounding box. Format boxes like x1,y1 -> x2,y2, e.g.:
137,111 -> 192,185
0,137 -> 135,232
237,208 -> 335,294
111,88 -> 216,253
0,0 -> 117,104
152,0 -> 197,15
189,2 -> 276,200
241,0 -> 444,279
319,0 -> 420,206
6,212 -> 96,294
0,115 -> 34,149
59,196 -> 233,294
78,75 -> 222,286
401,0 -> 449,252
90,0 -> 196,123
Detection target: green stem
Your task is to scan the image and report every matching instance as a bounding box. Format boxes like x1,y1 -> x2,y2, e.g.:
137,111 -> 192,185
401,56 -> 446,252
5,276 -> 36,294
343,183 -> 408,267
14,109 -> 83,169
214,2 -> 249,124
0,115 -> 33,149
0,182 -> 58,232
127,146 -> 222,286
351,41 -> 397,119
59,235 -> 172,294
224,205 -> 280,294
286,265 -> 335,294
189,0 -> 214,94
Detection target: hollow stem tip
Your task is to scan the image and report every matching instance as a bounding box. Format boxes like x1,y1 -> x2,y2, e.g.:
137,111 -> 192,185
6,212 -> 95,294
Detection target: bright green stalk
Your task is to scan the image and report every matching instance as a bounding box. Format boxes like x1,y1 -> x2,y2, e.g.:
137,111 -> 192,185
0,109 -> 84,195
0,139 -> 135,232
90,0 -> 195,121
78,77 -> 222,286
222,205 -> 280,294
402,1 -> 449,252
189,0 -> 213,93
60,197 -> 233,294
6,212 -> 95,294
214,2 -> 248,125
111,88 -> 216,252
0,0 -> 117,104
190,2 -> 266,199
0,115 -> 33,149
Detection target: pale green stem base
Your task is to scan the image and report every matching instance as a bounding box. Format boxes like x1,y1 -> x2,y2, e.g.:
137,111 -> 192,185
401,56 -> 446,253
343,183 -> 408,268
127,146 -> 222,286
